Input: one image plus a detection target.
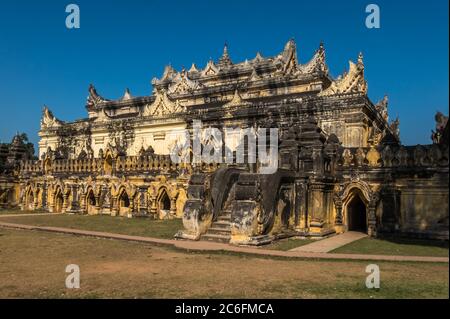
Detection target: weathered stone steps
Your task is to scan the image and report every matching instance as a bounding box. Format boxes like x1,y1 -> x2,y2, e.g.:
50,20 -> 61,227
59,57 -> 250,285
201,212 -> 232,243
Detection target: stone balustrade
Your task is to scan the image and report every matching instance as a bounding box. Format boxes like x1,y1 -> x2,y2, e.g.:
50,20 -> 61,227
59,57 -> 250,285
19,154 -> 195,176
338,144 -> 449,168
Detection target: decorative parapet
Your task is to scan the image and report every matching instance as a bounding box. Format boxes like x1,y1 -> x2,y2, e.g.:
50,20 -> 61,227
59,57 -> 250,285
337,144 -> 449,169
19,154 -> 193,176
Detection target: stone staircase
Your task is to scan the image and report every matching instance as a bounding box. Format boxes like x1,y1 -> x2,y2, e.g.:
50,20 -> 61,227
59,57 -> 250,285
201,211 -> 231,243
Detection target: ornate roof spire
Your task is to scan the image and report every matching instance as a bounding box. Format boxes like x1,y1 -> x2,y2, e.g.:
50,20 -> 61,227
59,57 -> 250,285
253,52 -> 264,63
189,63 -> 199,73
358,52 -> 364,67
281,38 -> 298,75
121,88 -> 132,101
218,43 -> 232,67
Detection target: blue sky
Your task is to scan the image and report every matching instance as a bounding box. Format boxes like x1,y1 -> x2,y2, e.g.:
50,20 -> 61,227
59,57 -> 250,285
0,0 -> 448,148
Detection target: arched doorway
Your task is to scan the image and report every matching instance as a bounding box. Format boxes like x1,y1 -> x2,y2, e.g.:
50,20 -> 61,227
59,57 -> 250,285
346,194 -> 367,232
86,190 -> 96,215
118,190 -> 130,216
157,189 -> 171,218
54,190 -> 64,213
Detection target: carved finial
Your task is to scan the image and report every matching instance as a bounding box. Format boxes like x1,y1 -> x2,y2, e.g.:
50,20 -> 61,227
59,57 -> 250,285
253,52 -> 264,63
284,38 -> 296,51
358,52 -> 364,66
121,88 -> 132,101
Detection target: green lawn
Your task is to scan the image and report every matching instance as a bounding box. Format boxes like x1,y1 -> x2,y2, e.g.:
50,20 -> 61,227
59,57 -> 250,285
0,213 -> 183,239
332,237 -> 449,257
265,237 -> 316,251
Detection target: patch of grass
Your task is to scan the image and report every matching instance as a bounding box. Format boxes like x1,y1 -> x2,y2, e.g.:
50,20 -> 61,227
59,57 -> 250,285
1,228 -> 447,298
331,237 -> 449,257
0,209 -> 46,215
264,237 -> 316,251
0,214 -> 183,239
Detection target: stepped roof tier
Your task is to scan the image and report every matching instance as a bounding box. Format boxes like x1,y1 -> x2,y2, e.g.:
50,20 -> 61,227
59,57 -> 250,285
79,40 -> 373,121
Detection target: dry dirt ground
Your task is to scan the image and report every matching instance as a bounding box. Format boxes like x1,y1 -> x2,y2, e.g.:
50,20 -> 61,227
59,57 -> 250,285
0,228 -> 448,299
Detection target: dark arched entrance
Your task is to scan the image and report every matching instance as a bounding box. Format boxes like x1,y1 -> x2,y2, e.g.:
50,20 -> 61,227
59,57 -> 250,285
347,194 -> 367,232
118,190 -> 130,216
86,190 -> 96,214
158,189 -> 171,216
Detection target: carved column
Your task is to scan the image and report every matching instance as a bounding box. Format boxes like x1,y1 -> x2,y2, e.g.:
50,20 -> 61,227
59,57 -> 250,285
138,187 -> 148,214
111,196 -> 118,216
70,184 -> 80,213
367,194 -> 379,237
294,181 -> 308,231
307,181 -> 326,236
80,192 -> 87,213
48,191 -> 55,213
94,194 -> 101,212
149,197 -> 157,217
62,193 -> 69,212
42,183 -> 48,211
367,205 -> 377,237
334,199 -> 343,225
170,197 -> 177,219
33,188 -> 39,210
128,194 -> 135,218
